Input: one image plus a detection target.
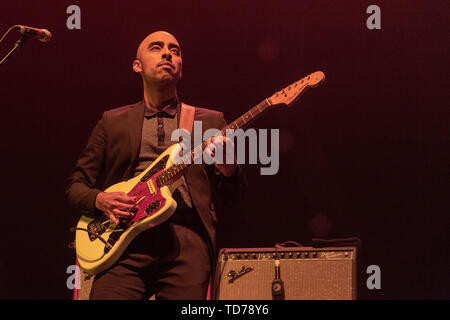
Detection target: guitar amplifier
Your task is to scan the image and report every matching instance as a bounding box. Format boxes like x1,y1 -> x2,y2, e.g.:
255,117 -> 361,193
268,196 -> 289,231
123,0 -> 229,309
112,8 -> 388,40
214,246 -> 357,300
72,261 -> 94,300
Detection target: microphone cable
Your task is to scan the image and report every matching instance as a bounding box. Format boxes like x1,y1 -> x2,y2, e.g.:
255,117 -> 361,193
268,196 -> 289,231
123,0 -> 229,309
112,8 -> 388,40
0,25 -> 17,44
0,25 -> 27,66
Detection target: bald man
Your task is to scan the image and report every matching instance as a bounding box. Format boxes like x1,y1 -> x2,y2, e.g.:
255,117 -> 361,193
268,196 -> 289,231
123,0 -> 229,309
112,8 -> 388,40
66,31 -> 246,299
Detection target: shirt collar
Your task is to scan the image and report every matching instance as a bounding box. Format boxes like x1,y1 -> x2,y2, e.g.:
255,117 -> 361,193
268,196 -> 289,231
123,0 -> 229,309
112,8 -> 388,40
143,98 -> 178,117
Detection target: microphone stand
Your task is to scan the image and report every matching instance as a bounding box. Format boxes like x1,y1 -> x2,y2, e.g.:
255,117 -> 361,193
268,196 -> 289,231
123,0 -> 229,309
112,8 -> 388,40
0,35 -> 27,67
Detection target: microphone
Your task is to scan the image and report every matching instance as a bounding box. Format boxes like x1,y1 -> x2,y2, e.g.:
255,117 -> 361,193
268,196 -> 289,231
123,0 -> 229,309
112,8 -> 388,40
14,25 -> 52,42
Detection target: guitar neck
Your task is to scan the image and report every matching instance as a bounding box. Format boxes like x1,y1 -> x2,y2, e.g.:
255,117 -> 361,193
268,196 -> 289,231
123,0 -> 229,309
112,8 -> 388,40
221,98 -> 273,133
155,70 -> 326,186
156,98 -> 273,186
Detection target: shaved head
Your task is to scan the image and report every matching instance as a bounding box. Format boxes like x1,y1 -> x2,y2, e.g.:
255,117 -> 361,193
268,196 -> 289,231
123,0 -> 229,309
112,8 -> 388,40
133,31 -> 182,89
136,31 -> 180,60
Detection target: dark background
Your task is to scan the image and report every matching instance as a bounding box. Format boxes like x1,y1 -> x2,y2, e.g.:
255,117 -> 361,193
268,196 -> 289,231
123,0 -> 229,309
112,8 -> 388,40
0,0 -> 448,299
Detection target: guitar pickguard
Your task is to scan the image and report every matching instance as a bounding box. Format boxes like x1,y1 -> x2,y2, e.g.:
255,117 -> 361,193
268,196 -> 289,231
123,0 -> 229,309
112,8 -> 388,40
140,155 -> 170,182
88,155 -> 171,253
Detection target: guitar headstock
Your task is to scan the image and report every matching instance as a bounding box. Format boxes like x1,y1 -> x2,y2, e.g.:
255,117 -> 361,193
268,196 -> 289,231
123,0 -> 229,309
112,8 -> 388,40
268,71 -> 325,107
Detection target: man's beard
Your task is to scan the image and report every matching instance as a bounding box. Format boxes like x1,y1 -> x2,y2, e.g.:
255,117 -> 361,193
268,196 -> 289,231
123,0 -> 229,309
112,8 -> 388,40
146,71 -> 179,89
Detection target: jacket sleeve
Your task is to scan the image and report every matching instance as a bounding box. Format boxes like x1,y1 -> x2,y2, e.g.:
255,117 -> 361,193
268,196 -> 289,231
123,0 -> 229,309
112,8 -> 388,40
65,113 -> 107,215
207,112 -> 248,209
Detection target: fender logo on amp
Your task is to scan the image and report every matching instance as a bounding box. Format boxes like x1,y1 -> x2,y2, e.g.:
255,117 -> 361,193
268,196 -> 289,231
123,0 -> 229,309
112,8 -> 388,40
227,266 -> 254,283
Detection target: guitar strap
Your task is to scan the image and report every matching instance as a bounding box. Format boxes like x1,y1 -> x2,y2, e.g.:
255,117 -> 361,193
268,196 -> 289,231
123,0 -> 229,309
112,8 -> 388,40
179,102 -> 195,135
169,102 -> 195,193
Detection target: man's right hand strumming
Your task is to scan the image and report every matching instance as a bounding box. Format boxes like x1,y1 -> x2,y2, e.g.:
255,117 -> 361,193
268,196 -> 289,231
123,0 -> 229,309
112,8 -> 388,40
95,192 -> 136,224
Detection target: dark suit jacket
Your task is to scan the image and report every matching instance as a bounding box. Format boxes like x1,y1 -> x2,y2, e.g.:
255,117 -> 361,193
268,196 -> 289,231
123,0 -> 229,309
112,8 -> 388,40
65,100 -> 246,259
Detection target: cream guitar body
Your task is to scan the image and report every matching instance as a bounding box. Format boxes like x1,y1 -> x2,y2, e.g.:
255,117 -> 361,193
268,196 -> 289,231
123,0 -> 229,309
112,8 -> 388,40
75,143 -> 182,275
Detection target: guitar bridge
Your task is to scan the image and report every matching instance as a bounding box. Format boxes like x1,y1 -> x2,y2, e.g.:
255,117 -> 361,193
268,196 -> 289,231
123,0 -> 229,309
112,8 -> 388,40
87,215 -> 110,241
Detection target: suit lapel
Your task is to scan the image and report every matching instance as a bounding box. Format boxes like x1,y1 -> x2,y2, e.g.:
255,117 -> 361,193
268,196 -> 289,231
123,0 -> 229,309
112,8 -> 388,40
127,100 -> 145,175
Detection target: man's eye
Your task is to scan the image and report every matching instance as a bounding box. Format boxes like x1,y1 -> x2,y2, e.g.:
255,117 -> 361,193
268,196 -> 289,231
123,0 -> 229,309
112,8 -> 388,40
150,46 -> 161,51
171,49 -> 180,55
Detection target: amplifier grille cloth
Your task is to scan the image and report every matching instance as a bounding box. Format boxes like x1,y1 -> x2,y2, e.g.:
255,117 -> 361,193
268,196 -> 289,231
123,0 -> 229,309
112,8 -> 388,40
215,247 -> 356,300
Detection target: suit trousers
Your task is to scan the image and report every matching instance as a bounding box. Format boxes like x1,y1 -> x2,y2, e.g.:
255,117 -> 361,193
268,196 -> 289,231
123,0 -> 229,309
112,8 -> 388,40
89,213 -> 211,300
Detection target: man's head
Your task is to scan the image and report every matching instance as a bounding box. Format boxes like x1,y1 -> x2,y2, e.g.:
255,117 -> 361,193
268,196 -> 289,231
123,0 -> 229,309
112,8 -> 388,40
133,31 -> 182,88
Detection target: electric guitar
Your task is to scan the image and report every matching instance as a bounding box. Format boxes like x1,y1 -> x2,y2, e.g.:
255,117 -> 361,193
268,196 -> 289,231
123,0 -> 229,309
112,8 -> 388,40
73,71 -> 326,274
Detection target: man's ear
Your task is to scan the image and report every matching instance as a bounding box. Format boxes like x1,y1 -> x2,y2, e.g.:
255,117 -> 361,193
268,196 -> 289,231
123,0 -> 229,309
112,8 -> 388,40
132,59 -> 142,73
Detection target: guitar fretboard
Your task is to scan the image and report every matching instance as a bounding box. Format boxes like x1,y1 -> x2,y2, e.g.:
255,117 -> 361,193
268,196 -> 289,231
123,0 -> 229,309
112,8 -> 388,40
155,98 -> 273,186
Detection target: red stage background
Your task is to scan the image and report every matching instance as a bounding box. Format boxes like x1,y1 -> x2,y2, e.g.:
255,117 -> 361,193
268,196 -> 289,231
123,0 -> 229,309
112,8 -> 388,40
0,0 -> 448,299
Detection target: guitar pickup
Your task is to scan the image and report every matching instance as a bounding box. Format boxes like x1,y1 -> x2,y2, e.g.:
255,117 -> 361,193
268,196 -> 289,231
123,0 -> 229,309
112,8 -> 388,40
145,200 -> 161,215
147,179 -> 156,195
